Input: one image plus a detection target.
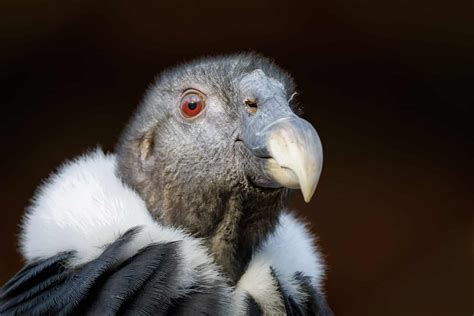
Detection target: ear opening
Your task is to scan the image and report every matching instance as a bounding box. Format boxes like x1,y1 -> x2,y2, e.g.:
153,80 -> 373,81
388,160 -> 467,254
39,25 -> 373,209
137,128 -> 155,161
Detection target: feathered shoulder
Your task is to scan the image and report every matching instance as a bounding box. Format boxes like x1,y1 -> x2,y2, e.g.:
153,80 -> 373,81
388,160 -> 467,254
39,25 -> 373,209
6,149 -> 331,315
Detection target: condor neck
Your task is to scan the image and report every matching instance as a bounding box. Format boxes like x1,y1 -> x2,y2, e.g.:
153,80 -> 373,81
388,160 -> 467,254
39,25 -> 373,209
207,192 -> 286,282
144,180 -> 289,282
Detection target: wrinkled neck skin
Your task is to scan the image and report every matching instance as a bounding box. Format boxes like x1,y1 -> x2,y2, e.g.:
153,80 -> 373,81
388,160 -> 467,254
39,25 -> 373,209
137,154 -> 290,283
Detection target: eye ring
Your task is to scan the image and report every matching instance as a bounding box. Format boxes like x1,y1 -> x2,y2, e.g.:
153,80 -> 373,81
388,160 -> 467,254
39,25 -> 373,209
179,89 -> 206,119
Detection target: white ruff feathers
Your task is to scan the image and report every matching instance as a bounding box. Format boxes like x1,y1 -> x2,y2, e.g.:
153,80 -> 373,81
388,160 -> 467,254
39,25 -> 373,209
20,149 -> 325,313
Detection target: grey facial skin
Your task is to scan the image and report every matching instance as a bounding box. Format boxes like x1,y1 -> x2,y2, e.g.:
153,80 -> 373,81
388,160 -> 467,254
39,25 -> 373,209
116,53 -> 323,282
238,69 -> 323,202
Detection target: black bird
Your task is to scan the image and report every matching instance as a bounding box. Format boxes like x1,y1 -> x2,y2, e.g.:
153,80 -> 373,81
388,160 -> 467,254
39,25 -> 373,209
1,53 -> 333,315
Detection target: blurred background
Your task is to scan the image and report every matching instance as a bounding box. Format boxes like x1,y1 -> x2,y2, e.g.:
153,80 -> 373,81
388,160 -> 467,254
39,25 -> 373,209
1,1 -> 472,315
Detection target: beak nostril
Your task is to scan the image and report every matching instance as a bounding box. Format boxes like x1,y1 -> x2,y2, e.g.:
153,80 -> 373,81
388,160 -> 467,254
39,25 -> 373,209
244,98 -> 258,114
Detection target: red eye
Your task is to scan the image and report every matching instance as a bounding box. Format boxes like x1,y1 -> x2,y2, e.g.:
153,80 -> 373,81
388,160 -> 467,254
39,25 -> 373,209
180,91 -> 205,119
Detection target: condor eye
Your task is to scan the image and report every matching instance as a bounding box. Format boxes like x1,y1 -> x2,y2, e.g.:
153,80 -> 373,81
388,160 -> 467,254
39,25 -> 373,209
180,90 -> 206,119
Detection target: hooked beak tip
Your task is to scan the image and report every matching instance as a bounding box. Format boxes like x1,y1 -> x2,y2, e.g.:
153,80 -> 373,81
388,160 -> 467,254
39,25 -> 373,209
265,116 -> 323,203
301,175 -> 319,203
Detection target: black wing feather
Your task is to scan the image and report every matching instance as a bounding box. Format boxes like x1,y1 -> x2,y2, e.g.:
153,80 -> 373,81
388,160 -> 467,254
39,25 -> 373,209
244,294 -> 263,316
292,272 -> 334,316
1,228 -> 140,315
270,267 -> 334,316
58,228 -> 141,315
11,228 -> 138,316
119,242 -> 179,315
3,228 -> 302,316
0,228 -> 212,316
83,241 -> 178,315
0,251 -> 74,314
166,263 -> 232,316
1,251 -> 74,297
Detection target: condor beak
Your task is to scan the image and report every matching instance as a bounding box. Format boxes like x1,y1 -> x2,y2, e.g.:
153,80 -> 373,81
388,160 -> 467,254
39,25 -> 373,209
264,116 -> 323,202
243,115 -> 323,203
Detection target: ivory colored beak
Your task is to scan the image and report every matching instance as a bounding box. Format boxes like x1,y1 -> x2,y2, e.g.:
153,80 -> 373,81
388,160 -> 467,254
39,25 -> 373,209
264,116 -> 323,202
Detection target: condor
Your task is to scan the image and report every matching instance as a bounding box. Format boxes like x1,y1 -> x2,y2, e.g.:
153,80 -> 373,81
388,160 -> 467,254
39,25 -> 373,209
1,54 -> 332,315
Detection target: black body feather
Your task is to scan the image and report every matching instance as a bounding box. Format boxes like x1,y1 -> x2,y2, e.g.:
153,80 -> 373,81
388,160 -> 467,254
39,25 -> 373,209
1,228 -> 332,315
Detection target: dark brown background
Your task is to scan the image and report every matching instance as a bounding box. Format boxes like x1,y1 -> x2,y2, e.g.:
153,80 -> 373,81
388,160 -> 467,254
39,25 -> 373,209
1,1 -> 473,315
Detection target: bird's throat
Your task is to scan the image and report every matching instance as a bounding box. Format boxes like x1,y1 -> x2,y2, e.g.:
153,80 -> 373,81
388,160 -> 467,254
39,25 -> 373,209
148,182 -> 288,283
207,191 -> 286,283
